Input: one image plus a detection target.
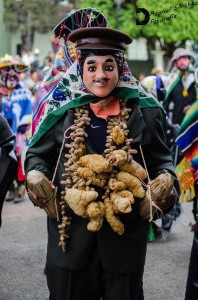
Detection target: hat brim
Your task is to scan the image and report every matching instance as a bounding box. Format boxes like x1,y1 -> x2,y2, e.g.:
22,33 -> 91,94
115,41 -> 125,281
0,63 -> 29,72
170,49 -> 196,65
69,27 -> 133,51
75,43 -> 125,51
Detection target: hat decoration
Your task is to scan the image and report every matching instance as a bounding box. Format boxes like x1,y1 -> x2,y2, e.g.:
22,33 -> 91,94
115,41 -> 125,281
0,54 -> 28,73
53,7 -> 108,43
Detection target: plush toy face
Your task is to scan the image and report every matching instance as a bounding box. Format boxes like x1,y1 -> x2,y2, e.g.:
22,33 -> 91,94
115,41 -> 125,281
82,55 -> 119,98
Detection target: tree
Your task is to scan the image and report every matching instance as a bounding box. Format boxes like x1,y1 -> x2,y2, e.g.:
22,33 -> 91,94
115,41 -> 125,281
3,0 -> 59,51
78,0 -> 198,63
124,0 -> 198,62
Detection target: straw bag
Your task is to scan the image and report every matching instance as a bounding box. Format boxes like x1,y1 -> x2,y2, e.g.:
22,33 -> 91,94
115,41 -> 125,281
27,170 -> 59,219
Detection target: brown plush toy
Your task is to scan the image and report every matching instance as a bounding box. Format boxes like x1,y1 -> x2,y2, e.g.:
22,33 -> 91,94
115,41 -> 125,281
104,198 -> 125,235
111,125 -> 125,144
108,149 -> 128,167
108,178 -> 127,191
86,201 -> 105,231
120,160 -> 147,180
116,171 -> 145,198
64,188 -> 98,217
79,154 -> 112,173
77,167 -> 107,187
110,190 -> 134,213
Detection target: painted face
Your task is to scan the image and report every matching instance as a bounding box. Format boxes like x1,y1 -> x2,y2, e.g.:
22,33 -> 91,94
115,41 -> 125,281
5,71 -> 19,89
176,56 -> 190,71
6,77 -> 18,89
82,55 -> 119,98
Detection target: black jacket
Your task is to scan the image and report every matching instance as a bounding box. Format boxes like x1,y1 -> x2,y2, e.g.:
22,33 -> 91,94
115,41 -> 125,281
25,101 -> 179,273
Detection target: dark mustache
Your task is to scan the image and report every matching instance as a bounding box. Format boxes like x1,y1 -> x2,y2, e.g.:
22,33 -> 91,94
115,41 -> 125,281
93,78 -> 110,83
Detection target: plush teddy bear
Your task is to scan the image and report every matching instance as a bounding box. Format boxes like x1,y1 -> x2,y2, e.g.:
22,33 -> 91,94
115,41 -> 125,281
86,201 -> 105,231
116,171 -> 145,198
64,188 -> 98,217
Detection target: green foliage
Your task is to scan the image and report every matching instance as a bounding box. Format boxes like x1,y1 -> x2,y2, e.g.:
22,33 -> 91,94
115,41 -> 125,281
78,0 -> 117,28
4,0 -> 198,55
77,0 -> 198,42
135,0 -> 198,42
4,0 -> 58,33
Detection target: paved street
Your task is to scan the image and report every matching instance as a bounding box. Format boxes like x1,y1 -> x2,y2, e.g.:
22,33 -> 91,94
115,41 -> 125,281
0,194 -> 194,300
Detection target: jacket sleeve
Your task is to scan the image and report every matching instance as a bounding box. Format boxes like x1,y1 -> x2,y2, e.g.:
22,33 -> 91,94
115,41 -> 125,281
141,107 -> 180,197
24,117 -> 63,180
0,113 -> 15,148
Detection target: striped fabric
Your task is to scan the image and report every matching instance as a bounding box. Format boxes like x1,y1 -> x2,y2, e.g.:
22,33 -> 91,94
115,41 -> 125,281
175,101 -> 198,178
32,45 -> 72,135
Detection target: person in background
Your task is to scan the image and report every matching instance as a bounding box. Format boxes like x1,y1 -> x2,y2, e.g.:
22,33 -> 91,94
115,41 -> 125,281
163,48 -> 196,126
25,15 -> 179,300
138,73 -> 146,84
0,113 -> 17,226
150,67 -> 164,76
0,55 -> 34,203
32,48 -> 41,69
175,68 -> 198,299
21,50 -> 34,67
21,68 -> 40,97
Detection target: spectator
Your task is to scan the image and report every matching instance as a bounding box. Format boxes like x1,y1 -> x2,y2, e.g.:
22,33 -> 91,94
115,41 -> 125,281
0,113 -> 17,226
0,56 -> 34,203
163,48 -> 196,125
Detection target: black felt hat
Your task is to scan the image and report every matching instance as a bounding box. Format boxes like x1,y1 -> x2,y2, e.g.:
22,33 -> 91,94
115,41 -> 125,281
68,27 -> 133,51
53,7 -> 108,40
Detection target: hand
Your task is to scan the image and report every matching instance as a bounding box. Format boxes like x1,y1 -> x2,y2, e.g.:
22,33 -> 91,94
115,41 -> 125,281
153,189 -> 175,213
183,105 -> 190,113
27,188 -> 48,208
27,181 -> 56,209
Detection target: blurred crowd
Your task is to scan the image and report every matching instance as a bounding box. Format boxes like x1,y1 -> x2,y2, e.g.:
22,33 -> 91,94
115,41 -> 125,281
0,49 -> 56,207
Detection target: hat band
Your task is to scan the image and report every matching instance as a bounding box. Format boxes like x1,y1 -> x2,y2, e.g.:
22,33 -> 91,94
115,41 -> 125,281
75,37 -> 126,50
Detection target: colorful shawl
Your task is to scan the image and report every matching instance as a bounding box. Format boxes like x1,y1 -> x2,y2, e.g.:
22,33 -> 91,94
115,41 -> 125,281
1,84 -> 34,135
30,60 -> 163,148
175,100 -> 198,182
32,45 -> 71,135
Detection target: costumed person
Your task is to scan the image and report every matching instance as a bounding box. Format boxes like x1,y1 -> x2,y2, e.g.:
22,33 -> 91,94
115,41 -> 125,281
0,113 -> 17,227
0,55 -> 34,203
175,67 -> 198,300
163,48 -> 196,126
25,23 -> 179,300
